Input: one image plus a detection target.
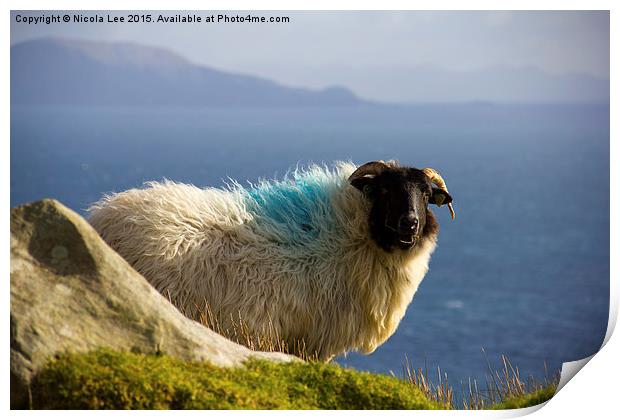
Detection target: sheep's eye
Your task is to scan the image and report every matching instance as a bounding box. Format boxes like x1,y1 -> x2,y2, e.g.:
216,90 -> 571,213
423,192 -> 430,201
363,184 -> 373,194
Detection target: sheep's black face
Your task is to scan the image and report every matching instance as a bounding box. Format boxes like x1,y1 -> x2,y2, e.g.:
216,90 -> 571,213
350,162 -> 453,252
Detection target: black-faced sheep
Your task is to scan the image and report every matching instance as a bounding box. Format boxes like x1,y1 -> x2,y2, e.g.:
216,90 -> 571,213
88,161 -> 454,360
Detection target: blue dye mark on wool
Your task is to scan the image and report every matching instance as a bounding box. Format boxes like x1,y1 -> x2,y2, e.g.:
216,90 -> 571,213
244,169 -> 338,244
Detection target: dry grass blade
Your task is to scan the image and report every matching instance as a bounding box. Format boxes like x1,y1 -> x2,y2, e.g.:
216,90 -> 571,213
403,357 -> 453,409
185,297 -> 318,361
403,352 -> 560,410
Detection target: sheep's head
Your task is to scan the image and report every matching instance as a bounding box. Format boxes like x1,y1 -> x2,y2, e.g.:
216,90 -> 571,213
349,161 -> 455,252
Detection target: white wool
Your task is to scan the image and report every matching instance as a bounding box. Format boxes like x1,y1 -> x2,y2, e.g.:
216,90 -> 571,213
88,163 -> 438,360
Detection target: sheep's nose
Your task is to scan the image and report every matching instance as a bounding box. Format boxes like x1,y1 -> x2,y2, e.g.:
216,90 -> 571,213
398,213 -> 419,233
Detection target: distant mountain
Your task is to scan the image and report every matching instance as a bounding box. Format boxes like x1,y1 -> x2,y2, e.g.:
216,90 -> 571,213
10,38 -> 609,106
362,64 -> 610,104
10,38 -> 363,107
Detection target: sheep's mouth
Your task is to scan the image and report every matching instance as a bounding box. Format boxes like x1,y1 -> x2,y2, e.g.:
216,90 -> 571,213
382,222 -> 419,248
397,234 -> 418,248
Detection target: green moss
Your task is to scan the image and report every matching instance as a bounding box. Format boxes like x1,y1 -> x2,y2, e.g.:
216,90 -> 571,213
29,349 -> 557,410
490,385 -> 557,410
31,349 -> 441,409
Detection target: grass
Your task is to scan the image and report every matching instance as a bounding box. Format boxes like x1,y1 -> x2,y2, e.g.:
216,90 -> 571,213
30,349 -> 441,410
403,351 -> 559,409
491,386 -> 557,410
147,298 -> 559,410
192,300 -> 558,410
29,348 -> 557,410
194,299 -> 315,360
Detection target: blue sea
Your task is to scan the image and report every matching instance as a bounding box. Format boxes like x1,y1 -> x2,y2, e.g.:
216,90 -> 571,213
11,104 -> 609,395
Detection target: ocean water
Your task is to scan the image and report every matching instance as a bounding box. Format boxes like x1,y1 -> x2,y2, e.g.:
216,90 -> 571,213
11,104 -> 609,394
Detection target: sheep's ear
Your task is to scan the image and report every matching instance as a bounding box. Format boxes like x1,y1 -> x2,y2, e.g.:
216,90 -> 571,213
430,188 -> 452,207
349,161 -> 390,193
350,175 -> 377,194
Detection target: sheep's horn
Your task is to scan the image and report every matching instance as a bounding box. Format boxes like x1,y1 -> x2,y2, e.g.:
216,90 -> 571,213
348,160 -> 395,183
422,167 -> 456,220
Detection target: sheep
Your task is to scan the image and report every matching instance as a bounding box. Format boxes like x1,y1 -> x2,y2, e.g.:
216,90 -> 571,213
88,161 -> 455,360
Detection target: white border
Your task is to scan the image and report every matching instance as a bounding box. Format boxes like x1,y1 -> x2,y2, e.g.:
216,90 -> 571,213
2,1 -> 619,11
4,1 -> 616,418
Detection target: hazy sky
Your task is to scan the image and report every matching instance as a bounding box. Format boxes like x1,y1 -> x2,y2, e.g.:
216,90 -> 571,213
11,11 -> 610,102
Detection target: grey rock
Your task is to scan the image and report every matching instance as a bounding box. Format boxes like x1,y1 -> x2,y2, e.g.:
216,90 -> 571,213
10,199 -> 296,409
